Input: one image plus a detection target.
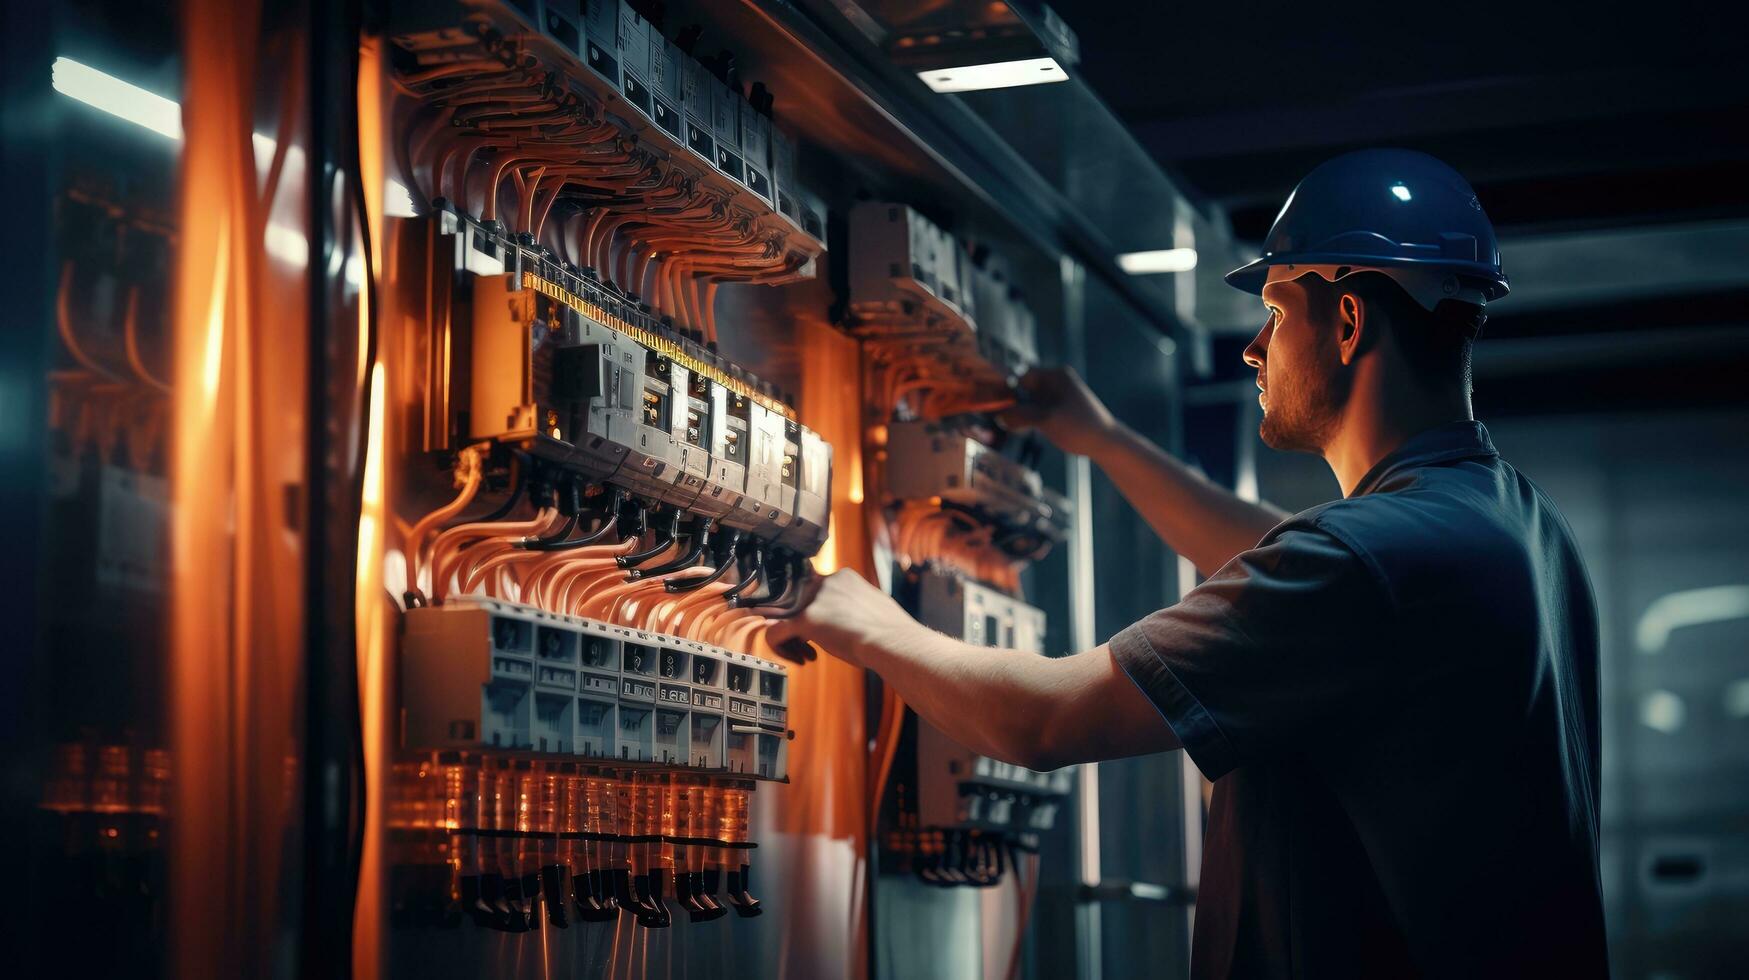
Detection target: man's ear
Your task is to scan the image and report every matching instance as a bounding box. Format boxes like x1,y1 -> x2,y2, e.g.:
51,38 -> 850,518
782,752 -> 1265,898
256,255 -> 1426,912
1336,292 -> 1368,366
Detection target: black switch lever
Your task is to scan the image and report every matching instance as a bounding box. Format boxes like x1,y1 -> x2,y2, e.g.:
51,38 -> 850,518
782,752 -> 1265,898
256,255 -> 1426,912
726,861 -> 762,918
541,864 -> 569,929
571,864 -> 617,922
461,874 -> 495,929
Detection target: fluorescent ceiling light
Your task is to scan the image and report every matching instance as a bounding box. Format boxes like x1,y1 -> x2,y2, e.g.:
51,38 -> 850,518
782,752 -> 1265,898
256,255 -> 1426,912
919,57 -> 1067,93
52,55 -> 421,267
52,56 -> 183,140
1117,248 -> 1198,275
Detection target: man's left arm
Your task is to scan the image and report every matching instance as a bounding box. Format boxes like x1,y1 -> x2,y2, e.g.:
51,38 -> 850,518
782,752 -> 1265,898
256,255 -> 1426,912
767,570 -> 1180,771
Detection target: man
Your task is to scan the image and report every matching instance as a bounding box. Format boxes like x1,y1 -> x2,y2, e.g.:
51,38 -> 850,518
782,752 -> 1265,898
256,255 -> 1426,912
771,148 -> 1608,978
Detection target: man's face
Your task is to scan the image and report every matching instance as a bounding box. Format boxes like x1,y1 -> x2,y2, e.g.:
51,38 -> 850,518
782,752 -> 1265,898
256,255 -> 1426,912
1242,276 -> 1344,453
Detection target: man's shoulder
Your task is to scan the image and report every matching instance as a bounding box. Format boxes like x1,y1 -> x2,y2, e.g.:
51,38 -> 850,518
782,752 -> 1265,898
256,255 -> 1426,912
1277,473 -> 1532,612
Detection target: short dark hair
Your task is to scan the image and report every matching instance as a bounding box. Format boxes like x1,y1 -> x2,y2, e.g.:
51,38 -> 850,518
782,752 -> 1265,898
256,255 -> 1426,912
1321,271 -> 1483,390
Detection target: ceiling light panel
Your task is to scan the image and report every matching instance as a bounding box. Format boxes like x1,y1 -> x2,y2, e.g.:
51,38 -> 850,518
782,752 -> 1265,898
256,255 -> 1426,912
919,57 -> 1068,93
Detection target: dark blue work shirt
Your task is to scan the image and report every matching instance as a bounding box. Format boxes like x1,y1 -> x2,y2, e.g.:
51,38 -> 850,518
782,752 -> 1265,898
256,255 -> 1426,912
1112,421 -> 1608,979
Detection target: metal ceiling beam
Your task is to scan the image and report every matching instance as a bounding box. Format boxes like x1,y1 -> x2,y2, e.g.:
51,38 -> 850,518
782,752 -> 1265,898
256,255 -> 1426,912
1499,220 -> 1749,313
1128,65 -> 1749,172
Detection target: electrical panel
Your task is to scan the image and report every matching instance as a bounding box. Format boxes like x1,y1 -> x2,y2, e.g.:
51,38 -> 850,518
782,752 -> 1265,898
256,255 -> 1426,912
847,202 -> 955,318
384,0 -> 838,935
910,574 -> 1071,833
852,201 -> 1068,890
877,571 -> 1071,888
392,0 -> 824,279
966,252 -> 1040,380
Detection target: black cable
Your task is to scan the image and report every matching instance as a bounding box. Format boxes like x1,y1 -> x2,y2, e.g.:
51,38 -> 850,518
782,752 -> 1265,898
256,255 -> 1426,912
668,529 -> 740,592
524,488 -> 625,551
473,451 -> 529,523
632,518 -> 712,579
616,507 -> 679,568
722,545 -> 766,603
530,512 -> 579,546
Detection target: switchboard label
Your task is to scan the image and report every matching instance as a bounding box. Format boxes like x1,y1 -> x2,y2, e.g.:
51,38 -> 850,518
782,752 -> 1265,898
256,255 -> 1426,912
521,271 -> 795,418
581,671 -> 617,695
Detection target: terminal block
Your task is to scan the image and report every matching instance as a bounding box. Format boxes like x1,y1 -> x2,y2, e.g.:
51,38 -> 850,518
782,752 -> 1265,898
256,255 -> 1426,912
846,202 -> 1041,408
847,202 -> 961,321
885,420 -> 1071,560
400,597 -> 791,782
909,573 -> 1070,833
965,253 -> 1039,380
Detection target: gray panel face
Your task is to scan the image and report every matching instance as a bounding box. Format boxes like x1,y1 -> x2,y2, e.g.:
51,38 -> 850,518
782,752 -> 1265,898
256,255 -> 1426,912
874,879 -> 983,980
740,100 -> 772,202
681,56 -> 718,164
582,0 -> 620,85
648,37 -> 685,138
613,1 -> 651,119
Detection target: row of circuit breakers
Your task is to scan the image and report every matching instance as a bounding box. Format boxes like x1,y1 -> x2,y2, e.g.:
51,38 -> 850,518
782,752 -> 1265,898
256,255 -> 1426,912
449,206 -> 833,555
398,0 -> 826,244
404,598 -> 790,781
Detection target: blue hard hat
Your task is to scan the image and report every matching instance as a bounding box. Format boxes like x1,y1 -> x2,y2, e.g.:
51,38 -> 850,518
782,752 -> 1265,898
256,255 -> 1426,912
1225,148 -> 1509,301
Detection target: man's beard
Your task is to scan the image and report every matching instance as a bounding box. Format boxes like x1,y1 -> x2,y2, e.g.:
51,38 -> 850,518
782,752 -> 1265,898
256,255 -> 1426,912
1258,375 -> 1336,453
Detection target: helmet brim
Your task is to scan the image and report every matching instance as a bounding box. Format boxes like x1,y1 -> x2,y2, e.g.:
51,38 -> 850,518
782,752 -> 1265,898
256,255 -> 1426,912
1225,252 -> 1510,299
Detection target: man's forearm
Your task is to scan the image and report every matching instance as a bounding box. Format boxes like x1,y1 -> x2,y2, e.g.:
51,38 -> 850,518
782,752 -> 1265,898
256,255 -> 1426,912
848,621 -> 1180,771
853,621 -> 1070,770
1089,421 -> 1286,576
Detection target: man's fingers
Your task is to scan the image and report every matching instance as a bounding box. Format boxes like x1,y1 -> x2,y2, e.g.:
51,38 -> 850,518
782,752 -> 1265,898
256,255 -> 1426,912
764,574 -> 826,643
996,403 -> 1044,431
765,615 -> 801,647
1015,367 -> 1051,391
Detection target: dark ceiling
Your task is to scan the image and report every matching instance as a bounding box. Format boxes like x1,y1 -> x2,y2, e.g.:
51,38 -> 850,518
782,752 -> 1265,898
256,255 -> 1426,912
1060,0 -> 1749,241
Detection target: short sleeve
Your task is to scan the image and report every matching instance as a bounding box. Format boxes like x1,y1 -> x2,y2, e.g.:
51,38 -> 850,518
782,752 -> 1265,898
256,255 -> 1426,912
1109,525 -> 1395,780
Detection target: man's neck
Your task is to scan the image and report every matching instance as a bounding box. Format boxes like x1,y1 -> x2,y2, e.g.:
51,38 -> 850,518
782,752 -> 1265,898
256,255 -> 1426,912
1324,386 -> 1474,497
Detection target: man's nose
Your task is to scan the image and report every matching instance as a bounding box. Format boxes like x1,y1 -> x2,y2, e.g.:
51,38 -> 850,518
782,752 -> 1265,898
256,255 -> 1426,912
1242,321 -> 1270,370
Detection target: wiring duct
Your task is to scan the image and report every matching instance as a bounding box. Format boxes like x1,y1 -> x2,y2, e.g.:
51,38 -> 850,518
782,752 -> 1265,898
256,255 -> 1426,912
390,19 -> 811,346
400,471 -> 795,659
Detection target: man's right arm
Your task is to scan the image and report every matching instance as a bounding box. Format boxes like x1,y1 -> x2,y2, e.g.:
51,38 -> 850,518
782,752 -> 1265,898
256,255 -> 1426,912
1004,367 -> 1287,577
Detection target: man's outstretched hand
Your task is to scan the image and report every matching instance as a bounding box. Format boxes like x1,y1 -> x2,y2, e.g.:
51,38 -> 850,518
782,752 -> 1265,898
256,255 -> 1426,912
767,569 -> 921,669
998,366 -> 1121,458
